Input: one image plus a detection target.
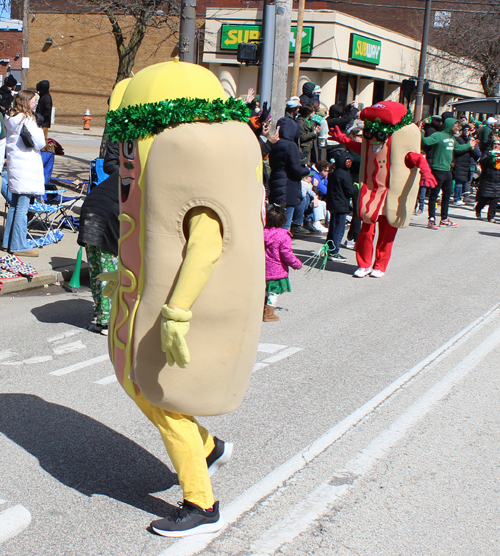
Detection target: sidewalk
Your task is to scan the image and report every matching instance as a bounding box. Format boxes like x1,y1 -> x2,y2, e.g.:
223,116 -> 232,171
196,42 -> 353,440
0,229 -> 88,295
50,123 -> 105,138
0,125 -> 102,295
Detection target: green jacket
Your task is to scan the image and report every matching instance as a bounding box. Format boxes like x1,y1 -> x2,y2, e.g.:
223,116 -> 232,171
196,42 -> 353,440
421,118 -> 471,171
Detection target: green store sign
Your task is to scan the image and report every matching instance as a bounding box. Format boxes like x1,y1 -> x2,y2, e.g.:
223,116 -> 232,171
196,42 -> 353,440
220,24 -> 314,54
350,33 -> 382,65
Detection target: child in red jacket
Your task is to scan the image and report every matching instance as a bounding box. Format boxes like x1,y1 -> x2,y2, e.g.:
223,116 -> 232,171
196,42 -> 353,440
263,204 -> 302,322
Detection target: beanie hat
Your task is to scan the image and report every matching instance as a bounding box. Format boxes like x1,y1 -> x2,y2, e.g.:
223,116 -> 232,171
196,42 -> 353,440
4,75 -> 17,88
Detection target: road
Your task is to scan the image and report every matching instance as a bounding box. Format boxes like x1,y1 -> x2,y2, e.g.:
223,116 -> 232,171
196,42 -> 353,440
0,205 -> 499,555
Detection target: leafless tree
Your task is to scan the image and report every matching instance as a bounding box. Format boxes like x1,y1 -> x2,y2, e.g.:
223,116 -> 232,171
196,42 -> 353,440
430,6 -> 500,97
8,0 -> 181,86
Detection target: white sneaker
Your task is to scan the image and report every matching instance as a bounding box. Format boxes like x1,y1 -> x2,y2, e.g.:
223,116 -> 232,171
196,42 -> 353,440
313,221 -> 328,233
370,269 -> 385,278
454,200 -> 465,206
345,239 -> 356,250
353,267 -> 371,278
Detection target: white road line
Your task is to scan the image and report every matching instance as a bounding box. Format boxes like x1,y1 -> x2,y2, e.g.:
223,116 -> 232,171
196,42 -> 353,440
0,500 -> 6,505
22,356 -> 53,364
157,301 -> 500,556
250,323 -> 500,555
52,341 -> 87,356
0,504 -> 31,545
257,343 -> 287,354
261,347 -> 302,364
47,330 -> 81,343
50,354 -> 109,376
94,374 -> 117,385
0,350 -> 18,362
252,362 -> 270,373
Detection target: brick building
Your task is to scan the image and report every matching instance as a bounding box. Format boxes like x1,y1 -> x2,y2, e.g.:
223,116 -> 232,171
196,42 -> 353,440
0,20 -> 23,85
11,0 -> 179,125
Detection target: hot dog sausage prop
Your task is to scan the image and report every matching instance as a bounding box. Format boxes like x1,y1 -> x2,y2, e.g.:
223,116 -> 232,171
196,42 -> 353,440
104,59 -> 265,416
329,101 -> 436,277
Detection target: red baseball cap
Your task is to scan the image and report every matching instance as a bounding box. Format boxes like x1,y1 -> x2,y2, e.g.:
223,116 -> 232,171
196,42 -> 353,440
360,101 -> 408,126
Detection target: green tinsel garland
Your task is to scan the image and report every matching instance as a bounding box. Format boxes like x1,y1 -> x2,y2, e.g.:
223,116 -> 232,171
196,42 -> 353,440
364,110 -> 414,135
105,97 -> 250,143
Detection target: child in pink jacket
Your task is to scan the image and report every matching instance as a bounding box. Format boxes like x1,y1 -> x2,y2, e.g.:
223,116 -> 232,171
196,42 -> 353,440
263,204 -> 303,322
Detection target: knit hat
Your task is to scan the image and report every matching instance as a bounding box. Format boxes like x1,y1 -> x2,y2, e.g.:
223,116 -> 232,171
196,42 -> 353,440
286,98 -> 300,108
4,75 -> 17,88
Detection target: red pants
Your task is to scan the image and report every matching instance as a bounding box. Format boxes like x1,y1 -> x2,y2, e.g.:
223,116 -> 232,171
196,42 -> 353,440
356,215 -> 398,272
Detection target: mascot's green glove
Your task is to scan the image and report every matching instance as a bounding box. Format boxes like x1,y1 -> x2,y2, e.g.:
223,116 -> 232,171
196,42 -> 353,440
161,305 -> 193,368
97,270 -> 119,298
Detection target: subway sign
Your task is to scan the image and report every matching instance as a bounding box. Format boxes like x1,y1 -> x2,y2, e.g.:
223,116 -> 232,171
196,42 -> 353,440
220,24 -> 314,54
350,33 -> 382,65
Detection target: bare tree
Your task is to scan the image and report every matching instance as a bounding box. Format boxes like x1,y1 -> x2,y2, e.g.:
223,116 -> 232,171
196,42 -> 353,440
9,0 -> 181,86
430,6 -> 500,97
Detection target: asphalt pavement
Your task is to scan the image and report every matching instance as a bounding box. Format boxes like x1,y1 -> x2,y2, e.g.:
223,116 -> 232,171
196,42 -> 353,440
0,203 -> 499,555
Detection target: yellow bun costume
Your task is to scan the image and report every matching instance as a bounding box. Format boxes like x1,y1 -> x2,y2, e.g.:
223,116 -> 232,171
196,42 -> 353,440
106,60 -> 265,416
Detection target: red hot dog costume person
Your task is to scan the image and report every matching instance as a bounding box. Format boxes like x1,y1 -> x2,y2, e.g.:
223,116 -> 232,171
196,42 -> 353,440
101,60 -> 265,537
330,101 -> 437,277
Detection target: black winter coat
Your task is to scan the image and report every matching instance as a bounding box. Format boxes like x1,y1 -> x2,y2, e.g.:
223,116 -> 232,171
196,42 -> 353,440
327,168 -> 355,213
453,136 -> 480,183
35,81 -> 52,128
478,152 -> 500,199
268,118 -> 309,207
326,104 -> 358,133
0,84 -> 13,115
77,171 -> 120,255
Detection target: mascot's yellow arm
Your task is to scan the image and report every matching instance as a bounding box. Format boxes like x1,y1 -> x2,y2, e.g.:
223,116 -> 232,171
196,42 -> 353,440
168,206 -> 223,311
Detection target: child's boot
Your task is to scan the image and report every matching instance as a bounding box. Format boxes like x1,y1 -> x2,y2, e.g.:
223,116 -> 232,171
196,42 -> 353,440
263,305 -> 279,322
263,292 -> 279,322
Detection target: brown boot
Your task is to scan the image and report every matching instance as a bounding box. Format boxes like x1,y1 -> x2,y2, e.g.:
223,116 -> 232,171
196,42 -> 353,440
13,249 -> 39,258
263,304 -> 279,322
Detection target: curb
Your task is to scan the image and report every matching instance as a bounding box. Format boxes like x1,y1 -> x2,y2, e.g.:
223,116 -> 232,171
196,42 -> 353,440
0,264 -> 89,295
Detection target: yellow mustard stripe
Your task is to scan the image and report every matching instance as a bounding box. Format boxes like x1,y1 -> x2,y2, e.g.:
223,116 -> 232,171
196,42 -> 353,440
114,213 -> 137,349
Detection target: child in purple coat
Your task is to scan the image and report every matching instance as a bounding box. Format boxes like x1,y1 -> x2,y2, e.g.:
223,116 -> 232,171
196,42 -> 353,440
263,204 -> 303,322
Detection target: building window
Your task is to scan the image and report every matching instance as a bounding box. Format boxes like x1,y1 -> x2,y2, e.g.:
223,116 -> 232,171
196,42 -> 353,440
372,80 -> 385,103
336,74 -> 357,106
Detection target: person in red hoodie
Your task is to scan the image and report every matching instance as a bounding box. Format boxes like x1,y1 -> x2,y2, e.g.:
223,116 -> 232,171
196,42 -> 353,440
263,204 -> 302,321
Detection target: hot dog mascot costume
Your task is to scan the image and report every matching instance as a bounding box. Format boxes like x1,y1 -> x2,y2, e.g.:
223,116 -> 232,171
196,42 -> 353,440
330,101 -> 436,277
101,59 -> 265,537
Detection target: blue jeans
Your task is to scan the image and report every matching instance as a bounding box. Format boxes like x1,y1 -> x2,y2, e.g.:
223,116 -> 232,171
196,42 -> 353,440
327,212 -> 347,254
454,182 -> 463,202
417,185 -> 426,210
2,193 -> 30,252
283,195 -> 308,229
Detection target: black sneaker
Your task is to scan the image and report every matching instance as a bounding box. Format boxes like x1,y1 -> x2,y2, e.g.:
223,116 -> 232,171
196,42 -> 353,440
290,224 -> 310,235
206,437 -> 233,477
302,220 -> 321,234
328,253 -> 347,261
151,500 -> 223,537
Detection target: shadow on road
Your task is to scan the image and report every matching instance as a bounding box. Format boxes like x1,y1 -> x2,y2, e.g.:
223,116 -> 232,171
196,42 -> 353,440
478,231 -> 500,237
0,394 -> 176,516
31,298 -> 95,329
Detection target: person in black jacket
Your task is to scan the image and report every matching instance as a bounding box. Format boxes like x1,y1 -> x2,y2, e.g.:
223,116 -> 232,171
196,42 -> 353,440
453,125 -> 480,205
299,81 -> 317,107
35,80 -> 52,149
0,74 -> 16,115
326,102 -> 359,160
77,170 -> 119,334
326,150 -> 355,261
475,139 -> 500,221
268,117 -> 310,231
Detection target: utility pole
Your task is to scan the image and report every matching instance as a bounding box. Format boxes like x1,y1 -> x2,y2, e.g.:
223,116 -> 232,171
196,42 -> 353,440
21,0 -> 30,88
270,0 -> 292,128
258,0 -> 276,107
290,0 -> 306,97
179,0 -> 197,63
414,0 -> 432,122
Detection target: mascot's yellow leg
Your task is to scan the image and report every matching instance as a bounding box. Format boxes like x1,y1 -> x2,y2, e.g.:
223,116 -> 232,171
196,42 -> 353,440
133,393 -> 216,509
